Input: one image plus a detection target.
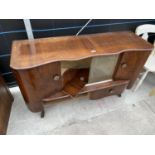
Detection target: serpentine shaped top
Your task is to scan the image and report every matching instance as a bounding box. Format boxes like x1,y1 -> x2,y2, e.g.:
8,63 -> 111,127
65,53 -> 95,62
10,31 -> 153,70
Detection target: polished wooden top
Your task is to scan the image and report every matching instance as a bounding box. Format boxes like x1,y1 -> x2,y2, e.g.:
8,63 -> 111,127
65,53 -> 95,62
10,31 -> 153,70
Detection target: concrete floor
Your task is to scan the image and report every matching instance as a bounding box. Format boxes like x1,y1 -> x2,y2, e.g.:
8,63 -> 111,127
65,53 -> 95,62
7,73 -> 155,135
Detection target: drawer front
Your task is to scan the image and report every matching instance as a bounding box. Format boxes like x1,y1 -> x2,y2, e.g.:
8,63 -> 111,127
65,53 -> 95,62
89,82 -> 127,100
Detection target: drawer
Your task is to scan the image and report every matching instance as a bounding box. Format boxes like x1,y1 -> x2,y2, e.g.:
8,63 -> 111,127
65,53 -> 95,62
89,81 -> 128,100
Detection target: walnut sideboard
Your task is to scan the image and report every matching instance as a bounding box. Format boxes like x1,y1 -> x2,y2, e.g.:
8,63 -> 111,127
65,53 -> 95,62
10,31 -> 153,117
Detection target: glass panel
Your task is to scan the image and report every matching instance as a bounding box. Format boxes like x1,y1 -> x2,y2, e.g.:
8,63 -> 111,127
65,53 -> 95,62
88,55 -> 118,83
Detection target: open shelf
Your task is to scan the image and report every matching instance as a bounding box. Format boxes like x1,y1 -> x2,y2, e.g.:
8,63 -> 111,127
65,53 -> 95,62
42,80 -> 129,103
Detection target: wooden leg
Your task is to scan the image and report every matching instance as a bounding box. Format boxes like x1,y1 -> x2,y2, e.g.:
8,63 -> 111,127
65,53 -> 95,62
40,109 -> 45,118
118,94 -> 122,97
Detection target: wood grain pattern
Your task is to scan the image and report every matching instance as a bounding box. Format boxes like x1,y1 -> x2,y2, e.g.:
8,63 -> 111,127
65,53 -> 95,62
0,74 -> 13,134
12,62 -> 62,112
10,31 -> 153,113
63,69 -> 89,97
89,81 -> 128,100
43,80 -> 129,102
10,31 -> 152,70
113,51 -> 151,88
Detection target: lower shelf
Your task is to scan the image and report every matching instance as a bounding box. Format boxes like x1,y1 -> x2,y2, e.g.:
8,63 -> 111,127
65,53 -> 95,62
42,80 -> 129,103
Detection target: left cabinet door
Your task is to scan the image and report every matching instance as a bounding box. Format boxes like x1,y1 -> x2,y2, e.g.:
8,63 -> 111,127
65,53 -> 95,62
0,74 -> 13,135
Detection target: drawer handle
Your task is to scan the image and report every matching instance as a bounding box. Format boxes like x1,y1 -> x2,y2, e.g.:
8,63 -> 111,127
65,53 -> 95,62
121,63 -> 127,68
53,75 -> 60,81
109,89 -> 114,94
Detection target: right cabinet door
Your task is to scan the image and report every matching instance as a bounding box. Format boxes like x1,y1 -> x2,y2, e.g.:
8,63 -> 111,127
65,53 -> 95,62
113,51 -> 151,89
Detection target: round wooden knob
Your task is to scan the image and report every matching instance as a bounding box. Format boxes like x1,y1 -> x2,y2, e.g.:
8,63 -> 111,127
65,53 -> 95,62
80,77 -> 85,81
121,63 -> 127,68
53,75 -> 60,81
109,89 -> 114,94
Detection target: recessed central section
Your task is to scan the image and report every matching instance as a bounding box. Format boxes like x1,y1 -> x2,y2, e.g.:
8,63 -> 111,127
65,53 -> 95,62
60,55 -> 119,97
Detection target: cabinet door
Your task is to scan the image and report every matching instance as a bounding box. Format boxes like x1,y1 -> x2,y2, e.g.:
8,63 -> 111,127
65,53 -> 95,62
13,62 -> 62,112
113,51 -> 151,89
0,74 -> 13,134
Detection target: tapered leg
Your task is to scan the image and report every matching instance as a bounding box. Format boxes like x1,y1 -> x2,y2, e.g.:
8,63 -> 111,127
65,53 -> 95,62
118,94 -> 122,97
40,109 -> 45,118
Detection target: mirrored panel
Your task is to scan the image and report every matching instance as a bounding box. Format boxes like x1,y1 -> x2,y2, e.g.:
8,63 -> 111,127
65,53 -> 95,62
88,55 -> 118,83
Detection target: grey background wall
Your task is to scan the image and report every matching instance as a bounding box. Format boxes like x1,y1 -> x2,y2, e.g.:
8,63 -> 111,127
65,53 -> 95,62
0,19 -> 155,87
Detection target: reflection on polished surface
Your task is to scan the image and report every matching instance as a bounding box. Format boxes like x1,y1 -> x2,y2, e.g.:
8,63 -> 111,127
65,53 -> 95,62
10,31 -> 152,70
89,55 -> 118,83
10,31 -> 153,115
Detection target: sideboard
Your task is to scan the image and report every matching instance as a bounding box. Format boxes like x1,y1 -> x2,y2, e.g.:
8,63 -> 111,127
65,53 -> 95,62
10,31 -> 153,117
